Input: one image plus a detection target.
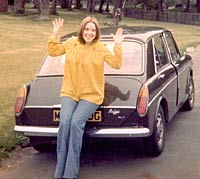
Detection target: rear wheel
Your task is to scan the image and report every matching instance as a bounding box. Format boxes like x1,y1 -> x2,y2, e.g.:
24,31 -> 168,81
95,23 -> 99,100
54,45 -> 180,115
145,105 -> 165,157
181,77 -> 195,111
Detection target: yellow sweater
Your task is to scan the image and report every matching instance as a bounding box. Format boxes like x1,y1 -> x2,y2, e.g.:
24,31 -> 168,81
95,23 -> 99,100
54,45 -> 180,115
48,37 -> 122,105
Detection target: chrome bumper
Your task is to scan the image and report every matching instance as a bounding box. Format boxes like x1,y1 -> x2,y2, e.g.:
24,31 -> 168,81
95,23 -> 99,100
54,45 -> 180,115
14,125 -> 58,137
88,127 -> 150,137
14,125 -> 150,138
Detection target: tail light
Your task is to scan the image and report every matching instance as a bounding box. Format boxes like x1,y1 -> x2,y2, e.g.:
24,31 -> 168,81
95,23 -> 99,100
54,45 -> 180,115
14,85 -> 27,116
137,84 -> 149,117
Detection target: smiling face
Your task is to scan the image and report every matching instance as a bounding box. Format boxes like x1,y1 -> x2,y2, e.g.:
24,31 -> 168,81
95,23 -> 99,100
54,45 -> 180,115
83,22 -> 97,44
78,16 -> 100,44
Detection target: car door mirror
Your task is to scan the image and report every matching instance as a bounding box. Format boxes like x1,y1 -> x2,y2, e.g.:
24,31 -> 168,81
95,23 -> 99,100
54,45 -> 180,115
180,53 -> 192,61
180,56 -> 185,61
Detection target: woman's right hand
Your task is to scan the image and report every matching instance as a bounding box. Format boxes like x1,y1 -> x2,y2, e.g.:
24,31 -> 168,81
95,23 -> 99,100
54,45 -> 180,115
52,18 -> 64,38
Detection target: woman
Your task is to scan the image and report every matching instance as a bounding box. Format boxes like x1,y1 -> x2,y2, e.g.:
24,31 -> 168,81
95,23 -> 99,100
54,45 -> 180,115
48,16 -> 123,179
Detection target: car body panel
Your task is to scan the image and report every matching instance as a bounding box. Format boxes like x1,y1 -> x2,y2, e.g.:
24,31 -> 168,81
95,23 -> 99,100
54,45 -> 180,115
19,76 -> 142,127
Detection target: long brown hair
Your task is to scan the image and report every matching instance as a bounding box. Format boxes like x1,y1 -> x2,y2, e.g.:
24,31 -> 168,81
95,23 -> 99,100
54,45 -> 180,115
78,16 -> 100,44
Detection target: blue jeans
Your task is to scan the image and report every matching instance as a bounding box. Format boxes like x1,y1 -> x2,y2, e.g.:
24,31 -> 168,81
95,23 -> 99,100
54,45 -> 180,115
54,96 -> 99,179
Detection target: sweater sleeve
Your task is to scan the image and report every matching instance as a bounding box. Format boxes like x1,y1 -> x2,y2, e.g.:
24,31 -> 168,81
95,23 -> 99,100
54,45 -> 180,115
103,44 -> 122,69
47,36 -> 65,57
47,37 -> 75,57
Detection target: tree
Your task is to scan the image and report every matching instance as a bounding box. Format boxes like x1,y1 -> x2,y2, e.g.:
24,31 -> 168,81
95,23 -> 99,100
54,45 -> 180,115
197,0 -> 200,13
158,0 -> 163,11
87,0 -> 96,12
7,0 -> 14,13
50,0 -> 57,15
75,0 -> 82,9
67,0 -> 73,10
113,0 -> 123,14
33,0 -> 39,13
39,0 -> 50,20
98,0 -> 106,13
60,0 -> 68,8
14,0 -> 25,14
185,0 -> 190,12
98,0 -> 110,13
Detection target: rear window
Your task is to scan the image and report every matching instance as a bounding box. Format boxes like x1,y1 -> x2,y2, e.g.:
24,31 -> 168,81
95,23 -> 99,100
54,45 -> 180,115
104,41 -> 143,74
38,54 -> 65,76
38,41 -> 143,76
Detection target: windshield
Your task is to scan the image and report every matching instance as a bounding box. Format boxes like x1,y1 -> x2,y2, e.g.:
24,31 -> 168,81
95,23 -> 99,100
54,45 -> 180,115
38,41 -> 143,76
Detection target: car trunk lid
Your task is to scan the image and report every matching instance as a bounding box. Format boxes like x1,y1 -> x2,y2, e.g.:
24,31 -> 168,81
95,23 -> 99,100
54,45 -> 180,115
24,76 -> 142,126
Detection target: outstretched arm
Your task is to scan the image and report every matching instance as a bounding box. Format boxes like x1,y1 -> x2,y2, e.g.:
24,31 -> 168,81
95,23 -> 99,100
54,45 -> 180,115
112,28 -> 124,46
48,18 -> 65,56
52,18 -> 64,41
104,28 -> 124,69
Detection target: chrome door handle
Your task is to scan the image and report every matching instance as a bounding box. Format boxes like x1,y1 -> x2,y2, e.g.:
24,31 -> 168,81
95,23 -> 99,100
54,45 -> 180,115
158,74 -> 165,80
174,63 -> 179,68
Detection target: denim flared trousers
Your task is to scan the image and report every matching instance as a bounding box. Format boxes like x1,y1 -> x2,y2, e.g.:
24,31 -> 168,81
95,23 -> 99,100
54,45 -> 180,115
54,96 -> 99,179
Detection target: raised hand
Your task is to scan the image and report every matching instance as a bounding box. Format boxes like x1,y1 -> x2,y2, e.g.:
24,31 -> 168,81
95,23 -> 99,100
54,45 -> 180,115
112,28 -> 124,45
52,18 -> 64,38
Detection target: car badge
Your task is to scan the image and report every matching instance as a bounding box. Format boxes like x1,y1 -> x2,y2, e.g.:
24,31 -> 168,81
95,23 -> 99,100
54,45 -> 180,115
108,109 -> 120,116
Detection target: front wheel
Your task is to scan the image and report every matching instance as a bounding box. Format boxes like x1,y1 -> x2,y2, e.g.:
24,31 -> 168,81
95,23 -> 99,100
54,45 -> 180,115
181,77 -> 195,111
145,105 -> 165,157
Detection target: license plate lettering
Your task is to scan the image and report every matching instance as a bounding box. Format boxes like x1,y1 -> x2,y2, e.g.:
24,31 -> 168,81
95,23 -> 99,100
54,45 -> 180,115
88,111 -> 102,122
53,110 -> 101,122
53,110 -> 60,122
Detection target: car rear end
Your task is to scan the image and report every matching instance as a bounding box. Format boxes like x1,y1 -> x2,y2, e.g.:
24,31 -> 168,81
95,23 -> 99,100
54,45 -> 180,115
14,77 -> 150,140
14,35 -> 151,146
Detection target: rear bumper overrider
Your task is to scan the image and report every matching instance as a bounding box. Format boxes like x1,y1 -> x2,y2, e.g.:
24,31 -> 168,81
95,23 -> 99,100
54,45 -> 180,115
14,125 -> 150,138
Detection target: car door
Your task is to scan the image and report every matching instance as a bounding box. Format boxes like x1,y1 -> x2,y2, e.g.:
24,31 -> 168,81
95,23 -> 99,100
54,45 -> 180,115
152,34 -> 178,119
164,31 -> 189,106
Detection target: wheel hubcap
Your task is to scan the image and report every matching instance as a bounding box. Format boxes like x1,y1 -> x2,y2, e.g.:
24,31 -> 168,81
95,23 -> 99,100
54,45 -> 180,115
156,112 -> 164,147
189,80 -> 194,105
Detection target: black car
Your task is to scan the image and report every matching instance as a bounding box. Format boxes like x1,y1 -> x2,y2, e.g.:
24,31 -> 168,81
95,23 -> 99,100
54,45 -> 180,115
14,26 -> 195,156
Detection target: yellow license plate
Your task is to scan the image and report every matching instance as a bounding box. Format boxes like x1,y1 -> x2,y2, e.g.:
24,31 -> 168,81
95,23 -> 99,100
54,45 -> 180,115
53,110 -> 102,122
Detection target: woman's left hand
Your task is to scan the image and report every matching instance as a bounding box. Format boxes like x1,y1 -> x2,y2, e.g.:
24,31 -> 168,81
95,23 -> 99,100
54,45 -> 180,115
112,28 -> 124,45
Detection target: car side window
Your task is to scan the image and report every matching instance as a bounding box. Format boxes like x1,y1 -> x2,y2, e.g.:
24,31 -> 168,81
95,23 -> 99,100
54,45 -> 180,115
147,40 -> 156,78
153,35 -> 169,71
164,32 -> 181,63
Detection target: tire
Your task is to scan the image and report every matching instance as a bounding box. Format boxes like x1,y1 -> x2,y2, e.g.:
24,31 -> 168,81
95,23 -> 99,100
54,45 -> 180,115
181,77 -> 195,111
145,105 -> 165,157
33,144 -> 52,153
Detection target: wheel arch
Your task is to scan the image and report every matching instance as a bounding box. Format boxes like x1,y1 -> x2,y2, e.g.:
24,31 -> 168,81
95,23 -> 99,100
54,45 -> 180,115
157,97 -> 169,123
145,96 -> 167,157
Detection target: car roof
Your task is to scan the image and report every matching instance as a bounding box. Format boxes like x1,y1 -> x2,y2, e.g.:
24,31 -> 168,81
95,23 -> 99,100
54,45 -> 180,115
61,26 -> 167,43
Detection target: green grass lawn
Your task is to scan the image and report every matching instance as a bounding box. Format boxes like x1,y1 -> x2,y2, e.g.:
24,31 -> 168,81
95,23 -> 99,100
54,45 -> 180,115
0,5 -> 200,159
